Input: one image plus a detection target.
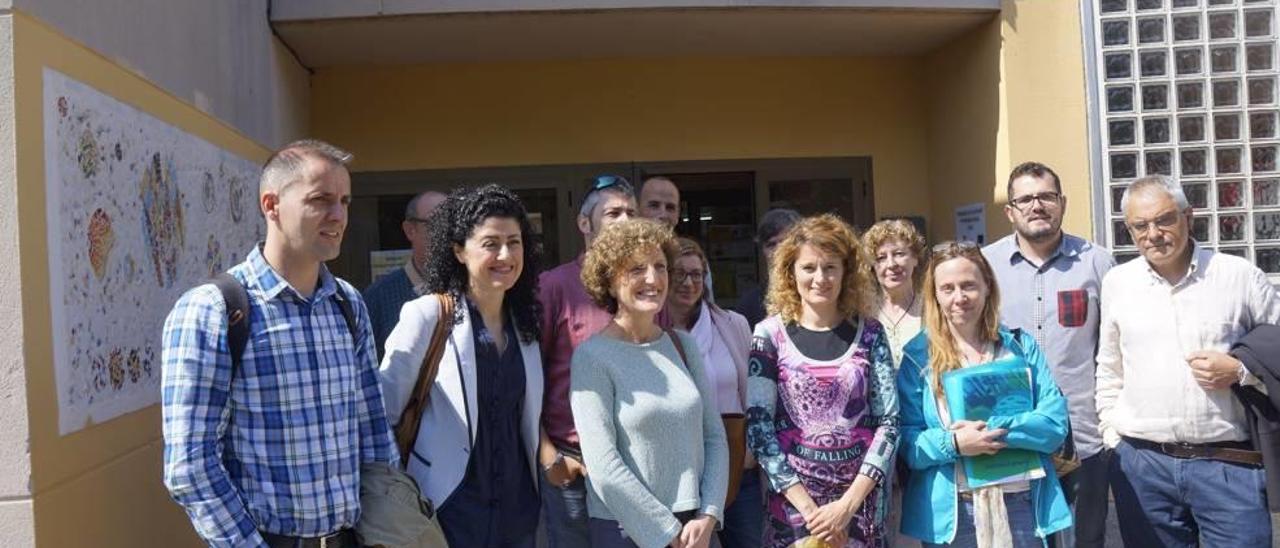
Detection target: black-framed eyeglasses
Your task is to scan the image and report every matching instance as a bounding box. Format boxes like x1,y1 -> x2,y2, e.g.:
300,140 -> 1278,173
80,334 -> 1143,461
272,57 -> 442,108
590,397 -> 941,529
1008,191 -> 1062,211
672,269 -> 705,284
405,217 -> 431,225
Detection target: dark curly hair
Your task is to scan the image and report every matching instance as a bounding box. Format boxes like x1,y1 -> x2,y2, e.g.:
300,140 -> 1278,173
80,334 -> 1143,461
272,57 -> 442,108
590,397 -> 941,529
422,184 -> 543,343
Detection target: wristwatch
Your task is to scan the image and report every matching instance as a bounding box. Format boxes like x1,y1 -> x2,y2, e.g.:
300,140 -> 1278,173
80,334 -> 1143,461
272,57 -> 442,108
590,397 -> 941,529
542,450 -> 565,472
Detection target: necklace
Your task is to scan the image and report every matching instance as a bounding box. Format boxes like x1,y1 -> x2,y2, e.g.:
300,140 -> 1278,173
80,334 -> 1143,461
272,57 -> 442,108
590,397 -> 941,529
881,290 -> 917,332
962,341 -> 993,364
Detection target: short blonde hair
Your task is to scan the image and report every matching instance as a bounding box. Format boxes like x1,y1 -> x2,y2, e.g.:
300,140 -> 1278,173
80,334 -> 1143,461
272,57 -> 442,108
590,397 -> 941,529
765,214 -> 875,323
862,219 -> 927,290
581,219 -> 679,314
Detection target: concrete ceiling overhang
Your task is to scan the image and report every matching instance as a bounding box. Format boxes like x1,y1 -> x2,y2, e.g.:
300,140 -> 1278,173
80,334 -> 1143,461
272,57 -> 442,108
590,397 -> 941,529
270,2 -> 1000,67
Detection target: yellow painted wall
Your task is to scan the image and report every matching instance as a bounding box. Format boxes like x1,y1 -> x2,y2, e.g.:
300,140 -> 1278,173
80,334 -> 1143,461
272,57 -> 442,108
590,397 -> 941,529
925,15 -> 1004,242
310,56 -> 932,220
1000,0 -> 1093,238
13,12 -> 271,547
925,0 -> 1093,243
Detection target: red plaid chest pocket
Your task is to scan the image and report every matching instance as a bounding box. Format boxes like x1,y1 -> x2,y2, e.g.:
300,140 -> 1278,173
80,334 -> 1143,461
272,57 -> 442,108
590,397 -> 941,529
1057,288 -> 1089,328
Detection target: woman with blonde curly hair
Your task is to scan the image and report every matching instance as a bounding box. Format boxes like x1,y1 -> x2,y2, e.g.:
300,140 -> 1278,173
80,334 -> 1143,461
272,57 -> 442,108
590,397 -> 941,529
746,213 -> 899,548
862,220 -> 925,548
863,219 -> 927,372
571,219 -> 729,548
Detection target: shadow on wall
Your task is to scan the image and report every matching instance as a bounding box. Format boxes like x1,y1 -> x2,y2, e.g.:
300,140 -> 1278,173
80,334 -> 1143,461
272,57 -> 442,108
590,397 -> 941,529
924,10 -> 1003,243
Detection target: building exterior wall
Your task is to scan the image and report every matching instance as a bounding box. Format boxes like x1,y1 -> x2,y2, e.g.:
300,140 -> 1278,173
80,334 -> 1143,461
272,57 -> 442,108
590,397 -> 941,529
0,2 -> 1096,546
925,14 -> 1004,242
1000,0 -> 1093,239
0,10 -> 36,548
13,0 -> 310,148
272,0 -> 1001,20
11,10 -> 286,547
926,0 -> 1093,243
310,55 -> 933,221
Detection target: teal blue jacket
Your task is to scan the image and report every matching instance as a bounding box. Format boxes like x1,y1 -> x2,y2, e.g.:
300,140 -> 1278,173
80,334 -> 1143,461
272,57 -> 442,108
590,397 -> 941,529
896,327 -> 1072,545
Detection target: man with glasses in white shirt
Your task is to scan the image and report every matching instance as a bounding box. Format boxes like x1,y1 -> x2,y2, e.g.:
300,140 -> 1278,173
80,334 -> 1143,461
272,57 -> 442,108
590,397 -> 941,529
1097,175 -> 1280,547
983,161 -> 1115,548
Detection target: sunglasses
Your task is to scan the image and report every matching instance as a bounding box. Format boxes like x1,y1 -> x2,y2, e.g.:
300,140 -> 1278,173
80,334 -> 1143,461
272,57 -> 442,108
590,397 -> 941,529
592,175 -> 629,191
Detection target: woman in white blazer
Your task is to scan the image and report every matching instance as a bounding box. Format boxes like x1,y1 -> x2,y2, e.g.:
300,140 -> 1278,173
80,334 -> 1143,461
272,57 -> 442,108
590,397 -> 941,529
379,185 -> 545,548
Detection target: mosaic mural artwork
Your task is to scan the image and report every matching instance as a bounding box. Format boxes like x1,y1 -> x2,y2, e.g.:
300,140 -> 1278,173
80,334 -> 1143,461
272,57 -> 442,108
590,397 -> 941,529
44,68 -> 263,434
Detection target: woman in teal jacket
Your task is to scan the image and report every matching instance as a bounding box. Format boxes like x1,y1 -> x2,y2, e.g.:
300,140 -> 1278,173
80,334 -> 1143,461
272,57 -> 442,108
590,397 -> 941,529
896,242 -> 1070,547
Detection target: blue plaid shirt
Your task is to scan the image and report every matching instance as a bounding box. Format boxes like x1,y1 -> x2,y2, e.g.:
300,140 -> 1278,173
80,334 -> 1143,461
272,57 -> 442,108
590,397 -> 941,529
162,246 -> 396,547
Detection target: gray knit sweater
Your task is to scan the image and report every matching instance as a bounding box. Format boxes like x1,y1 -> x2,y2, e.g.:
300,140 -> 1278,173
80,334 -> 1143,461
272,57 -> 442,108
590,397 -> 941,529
570,330 -> 729,548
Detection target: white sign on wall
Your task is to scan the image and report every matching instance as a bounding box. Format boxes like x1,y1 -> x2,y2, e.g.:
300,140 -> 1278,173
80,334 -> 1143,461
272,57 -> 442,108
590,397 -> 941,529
955,202 -> 986,244
370,249 -> 412,281
43,68 -> 263,434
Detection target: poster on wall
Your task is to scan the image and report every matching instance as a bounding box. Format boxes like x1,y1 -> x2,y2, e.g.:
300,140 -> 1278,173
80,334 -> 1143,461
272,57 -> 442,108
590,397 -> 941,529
43,68 -> 263,435
955,203 -> 986,244
370,249 -> 412,281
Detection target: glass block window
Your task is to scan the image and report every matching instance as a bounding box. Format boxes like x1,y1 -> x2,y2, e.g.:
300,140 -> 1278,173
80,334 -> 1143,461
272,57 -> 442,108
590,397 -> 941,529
1092,0 -> 1280,275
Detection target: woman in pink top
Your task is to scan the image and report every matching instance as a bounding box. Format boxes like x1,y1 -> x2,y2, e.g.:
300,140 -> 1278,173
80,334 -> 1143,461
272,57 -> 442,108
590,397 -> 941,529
667,237 -> 759,548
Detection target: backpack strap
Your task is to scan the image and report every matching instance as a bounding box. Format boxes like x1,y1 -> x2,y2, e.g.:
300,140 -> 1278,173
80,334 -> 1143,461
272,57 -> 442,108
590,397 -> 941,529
210,273 -> 361,378
394,293 -> 457,465
331,282 -> 360,345
211,273 -> 251,377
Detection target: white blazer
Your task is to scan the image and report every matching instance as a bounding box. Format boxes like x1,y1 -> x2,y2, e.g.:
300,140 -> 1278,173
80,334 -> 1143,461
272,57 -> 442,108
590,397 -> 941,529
378,293 -> 544,507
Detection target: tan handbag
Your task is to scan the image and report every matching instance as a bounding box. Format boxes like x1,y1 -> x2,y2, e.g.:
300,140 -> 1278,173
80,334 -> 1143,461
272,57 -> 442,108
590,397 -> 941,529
720,413 -> 747,507
356,294 -> 455,548
665,329 -> 747,508
393,293 -> 456,460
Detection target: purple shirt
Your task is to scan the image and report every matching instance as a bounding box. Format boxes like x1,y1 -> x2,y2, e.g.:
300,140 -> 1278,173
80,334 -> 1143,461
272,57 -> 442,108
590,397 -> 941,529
538,255 -> 670,450
538,256 -> 616,450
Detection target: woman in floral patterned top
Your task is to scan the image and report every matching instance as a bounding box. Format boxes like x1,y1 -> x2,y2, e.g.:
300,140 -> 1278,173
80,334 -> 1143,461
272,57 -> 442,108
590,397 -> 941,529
746,214 -> 899,548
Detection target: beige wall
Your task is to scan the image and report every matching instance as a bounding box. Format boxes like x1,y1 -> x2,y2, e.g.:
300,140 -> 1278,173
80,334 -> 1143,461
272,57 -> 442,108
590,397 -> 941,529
310,55 -> 933,221
14,0 -> 311,148
0,11 -> 35,547
925,0 -> 1093,242
925,13 -> 1004,242
999,0 -> 1093,238
12,12 -> 276,546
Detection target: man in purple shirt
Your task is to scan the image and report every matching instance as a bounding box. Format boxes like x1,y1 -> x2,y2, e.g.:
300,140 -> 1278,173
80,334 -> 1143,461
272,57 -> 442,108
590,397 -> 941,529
537,175 -> 637,547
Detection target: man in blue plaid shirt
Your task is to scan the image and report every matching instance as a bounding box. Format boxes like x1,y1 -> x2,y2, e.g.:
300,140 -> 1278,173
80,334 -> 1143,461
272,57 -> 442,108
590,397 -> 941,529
162,139 -> 396,548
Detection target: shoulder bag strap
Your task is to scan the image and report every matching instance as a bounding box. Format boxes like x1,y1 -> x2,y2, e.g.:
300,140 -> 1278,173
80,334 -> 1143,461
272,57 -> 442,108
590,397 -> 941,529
664,328 -> 690,371
393,293 -> 456,464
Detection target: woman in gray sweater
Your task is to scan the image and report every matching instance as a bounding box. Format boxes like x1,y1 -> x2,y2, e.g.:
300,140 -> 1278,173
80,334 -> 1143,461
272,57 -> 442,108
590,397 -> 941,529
571,219 -> 730,548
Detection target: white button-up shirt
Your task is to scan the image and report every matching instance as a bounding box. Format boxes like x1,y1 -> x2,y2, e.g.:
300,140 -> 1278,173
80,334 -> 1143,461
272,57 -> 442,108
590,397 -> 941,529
1096,244 -> 1280,447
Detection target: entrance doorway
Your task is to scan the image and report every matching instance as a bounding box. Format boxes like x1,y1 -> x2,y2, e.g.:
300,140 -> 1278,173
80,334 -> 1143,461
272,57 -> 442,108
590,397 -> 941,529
637,157 -> 874,310
339,157 -> 875,307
